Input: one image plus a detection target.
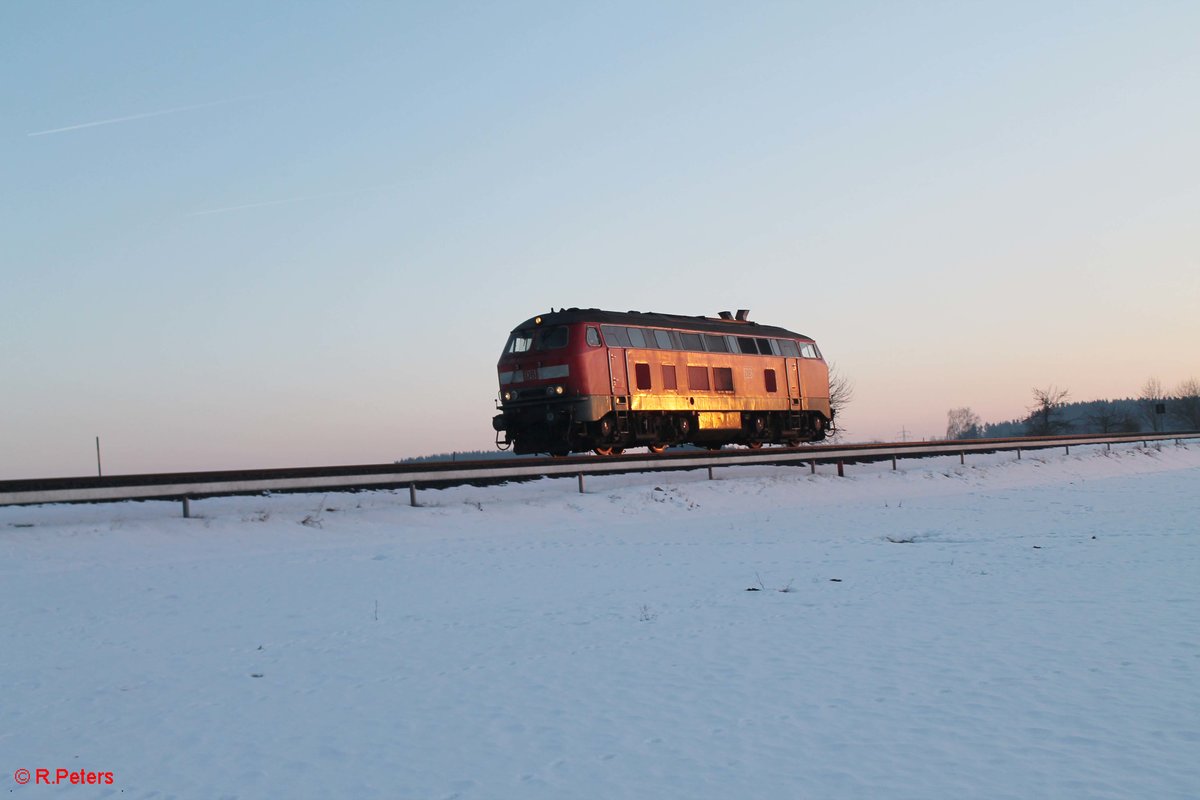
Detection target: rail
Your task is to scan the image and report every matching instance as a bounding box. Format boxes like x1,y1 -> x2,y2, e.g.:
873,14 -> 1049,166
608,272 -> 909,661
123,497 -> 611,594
1,431 -> 1197,514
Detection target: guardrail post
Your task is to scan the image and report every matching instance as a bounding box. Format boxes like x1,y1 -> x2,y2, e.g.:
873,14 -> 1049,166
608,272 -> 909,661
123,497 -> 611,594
707,466 -> 714,480
891,454 -> 897,470
409,483 -> 418,507
182,497 -> 191,518
1017,448 -> 1021,460
837,460 -> 844,477
578,473 -> 585,493
810,460 -> 816,475
1065,445 -> 1070,455
1106,442 -> 1111,453
960,451 -> 965,465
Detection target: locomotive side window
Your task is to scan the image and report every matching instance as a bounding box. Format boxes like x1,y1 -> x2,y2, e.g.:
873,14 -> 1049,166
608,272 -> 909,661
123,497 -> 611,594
586,327 -> 601,347
601,325 -> 631,348
662,365 -> 678,390
764,369 -> 778,393
737,337 -> 757,355
755,338 -> 774,355
704,335 -> 729,353
713,367 -> 734,392
687,366 -> 710,391
799,342 -> 819,358
628,328 -> 647,349
505,331 -> 534,354
653,329 -> 674,349
777,339 -> 800,357
679,332 -> 704,351
642,328 -> 664,348
634,363 -> 652,391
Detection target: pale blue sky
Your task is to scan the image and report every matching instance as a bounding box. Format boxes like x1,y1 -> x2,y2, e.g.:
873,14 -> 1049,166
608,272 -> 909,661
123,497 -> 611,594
3,1 -> 1198,478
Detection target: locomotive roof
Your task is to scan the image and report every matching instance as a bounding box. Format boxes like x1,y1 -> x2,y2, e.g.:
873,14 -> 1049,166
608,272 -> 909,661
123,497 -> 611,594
513,308 -> 813,340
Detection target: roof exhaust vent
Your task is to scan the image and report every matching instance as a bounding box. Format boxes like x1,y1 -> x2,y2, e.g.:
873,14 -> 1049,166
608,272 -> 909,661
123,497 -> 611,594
717,311 -> 734,320
735,309 -> 750,321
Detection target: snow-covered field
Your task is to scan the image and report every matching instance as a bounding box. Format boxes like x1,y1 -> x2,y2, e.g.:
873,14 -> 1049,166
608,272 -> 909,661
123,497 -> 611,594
3,444 -> 1198,799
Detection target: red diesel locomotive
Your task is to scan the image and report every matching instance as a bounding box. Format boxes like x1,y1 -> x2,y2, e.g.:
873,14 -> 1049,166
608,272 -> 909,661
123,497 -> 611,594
493,308 -> 832,456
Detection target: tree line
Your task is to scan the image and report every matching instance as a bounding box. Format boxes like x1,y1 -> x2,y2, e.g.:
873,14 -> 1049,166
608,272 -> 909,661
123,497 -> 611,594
947,378 -> 1200,439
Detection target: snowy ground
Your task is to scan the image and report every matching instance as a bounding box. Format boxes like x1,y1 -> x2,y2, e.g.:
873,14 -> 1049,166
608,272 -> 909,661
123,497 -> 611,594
3,443 -> 1198,799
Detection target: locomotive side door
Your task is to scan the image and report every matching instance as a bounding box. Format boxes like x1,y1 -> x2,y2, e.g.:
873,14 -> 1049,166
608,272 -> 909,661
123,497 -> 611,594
608,347 -> 628,396
785,358 -> 804,409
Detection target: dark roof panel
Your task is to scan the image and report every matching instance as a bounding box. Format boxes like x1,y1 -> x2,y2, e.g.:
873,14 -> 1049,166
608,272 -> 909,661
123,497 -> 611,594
510,308 -> 814,340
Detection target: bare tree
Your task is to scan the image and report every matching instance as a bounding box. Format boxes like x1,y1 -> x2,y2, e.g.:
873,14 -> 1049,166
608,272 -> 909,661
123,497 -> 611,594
1026,386 -> 1071,436
827,362 -> 854,426
1139,377 -> 1167,432
946,407 -> 982,439
1173,377 -> 1200,430
1087,405 -> 1138,434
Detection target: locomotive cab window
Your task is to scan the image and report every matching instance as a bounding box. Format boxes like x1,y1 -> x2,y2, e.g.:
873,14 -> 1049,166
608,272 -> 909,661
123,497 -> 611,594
586,327 -> 601,347
529,326 -> 568,350
505,331 -> 534,354
799,342 -> 819,358
764,369 -> 778,393
627,328 -> 647,348
634,363 -> 652,391
777,339 -> 800,357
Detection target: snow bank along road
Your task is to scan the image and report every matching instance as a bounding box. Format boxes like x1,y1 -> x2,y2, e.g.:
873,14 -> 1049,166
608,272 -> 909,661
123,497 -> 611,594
2,444 -> 1198,799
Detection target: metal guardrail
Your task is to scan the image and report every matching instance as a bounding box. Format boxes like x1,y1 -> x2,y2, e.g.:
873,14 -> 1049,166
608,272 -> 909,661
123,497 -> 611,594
1,432 -> 1197,514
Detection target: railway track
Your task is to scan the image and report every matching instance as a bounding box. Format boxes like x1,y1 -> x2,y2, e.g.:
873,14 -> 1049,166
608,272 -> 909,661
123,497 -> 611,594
2,431 -> 1197,513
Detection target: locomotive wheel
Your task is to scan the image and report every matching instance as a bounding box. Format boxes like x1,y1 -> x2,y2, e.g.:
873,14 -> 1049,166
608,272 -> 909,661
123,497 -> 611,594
747,441 -> 763,450
648,444 -> 667,455
786,439 -> 801,448
611,448 -> 625,456
594,446 -> 614,457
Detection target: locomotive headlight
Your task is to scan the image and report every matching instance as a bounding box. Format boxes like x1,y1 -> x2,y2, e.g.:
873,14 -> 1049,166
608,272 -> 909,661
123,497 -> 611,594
503,390 -> 514,402
547,385 -> 564,396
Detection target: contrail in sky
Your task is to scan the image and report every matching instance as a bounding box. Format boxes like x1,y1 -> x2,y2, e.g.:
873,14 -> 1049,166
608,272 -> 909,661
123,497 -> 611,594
27,98 -> 246,137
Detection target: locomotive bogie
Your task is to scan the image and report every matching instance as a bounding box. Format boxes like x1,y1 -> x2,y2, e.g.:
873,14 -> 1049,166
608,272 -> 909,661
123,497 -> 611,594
494,309 -> 833,456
